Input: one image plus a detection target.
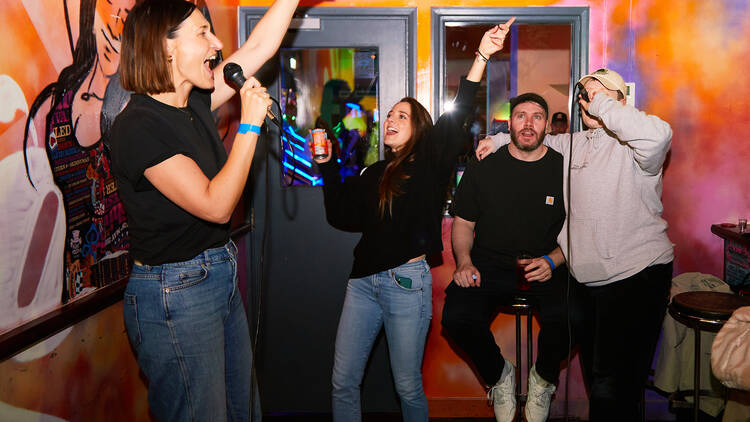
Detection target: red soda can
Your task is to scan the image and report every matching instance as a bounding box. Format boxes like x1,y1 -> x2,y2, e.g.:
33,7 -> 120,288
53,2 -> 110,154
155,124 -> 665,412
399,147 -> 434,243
311,128 -> 329,159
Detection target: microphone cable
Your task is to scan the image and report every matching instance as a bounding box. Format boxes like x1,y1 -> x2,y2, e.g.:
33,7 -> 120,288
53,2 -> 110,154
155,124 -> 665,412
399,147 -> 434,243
252,95 -> 284,349
563,82 -> 581,422
249,95 -> 283,416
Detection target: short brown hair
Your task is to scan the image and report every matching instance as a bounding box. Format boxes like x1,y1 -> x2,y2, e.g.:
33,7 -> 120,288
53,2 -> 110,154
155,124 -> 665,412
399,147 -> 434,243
120,0 -> 196,94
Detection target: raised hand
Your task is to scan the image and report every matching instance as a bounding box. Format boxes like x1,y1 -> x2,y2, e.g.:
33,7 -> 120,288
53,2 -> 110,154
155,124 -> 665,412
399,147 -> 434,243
478,17 -> 516,59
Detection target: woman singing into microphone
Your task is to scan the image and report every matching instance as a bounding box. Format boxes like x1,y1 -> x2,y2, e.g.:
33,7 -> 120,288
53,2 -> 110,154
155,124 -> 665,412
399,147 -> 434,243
313,19 -> 515,421
109,0 -> 298,420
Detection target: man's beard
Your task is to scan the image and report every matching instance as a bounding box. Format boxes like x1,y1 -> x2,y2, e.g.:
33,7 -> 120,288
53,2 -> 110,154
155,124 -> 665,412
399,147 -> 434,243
510,128 -> 544,152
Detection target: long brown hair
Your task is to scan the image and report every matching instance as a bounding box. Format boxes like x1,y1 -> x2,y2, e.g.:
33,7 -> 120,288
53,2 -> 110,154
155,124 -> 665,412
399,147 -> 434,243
378,97 -> 433,217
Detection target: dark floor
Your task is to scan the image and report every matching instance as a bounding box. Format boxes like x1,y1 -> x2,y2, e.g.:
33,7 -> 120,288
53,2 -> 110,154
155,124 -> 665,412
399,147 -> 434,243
265,409 -> 722,422
265,415 -> 580,421
264,387 -> 725,422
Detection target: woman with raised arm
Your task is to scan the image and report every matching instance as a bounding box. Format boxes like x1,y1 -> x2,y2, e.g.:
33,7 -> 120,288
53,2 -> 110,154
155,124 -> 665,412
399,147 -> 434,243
109,0 -> 298,420
313,19 -> 515,422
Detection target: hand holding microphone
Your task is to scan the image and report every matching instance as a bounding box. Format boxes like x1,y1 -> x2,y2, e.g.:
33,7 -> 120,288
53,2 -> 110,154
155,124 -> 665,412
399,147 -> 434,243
224,62 -> 281,128
240,78 -> 272,129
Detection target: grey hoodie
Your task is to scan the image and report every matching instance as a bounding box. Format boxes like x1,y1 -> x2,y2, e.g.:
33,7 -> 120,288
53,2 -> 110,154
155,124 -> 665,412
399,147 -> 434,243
489,93 -> 674,285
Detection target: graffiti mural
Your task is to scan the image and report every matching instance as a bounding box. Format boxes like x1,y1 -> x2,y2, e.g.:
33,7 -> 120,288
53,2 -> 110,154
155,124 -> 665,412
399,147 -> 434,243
22,0 -> 132,304
0,1 -> 237,420
1,0 -> 134,336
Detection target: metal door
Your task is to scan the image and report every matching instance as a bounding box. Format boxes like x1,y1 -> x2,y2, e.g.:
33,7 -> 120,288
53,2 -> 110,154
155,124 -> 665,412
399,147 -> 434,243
239,7 -> 416,412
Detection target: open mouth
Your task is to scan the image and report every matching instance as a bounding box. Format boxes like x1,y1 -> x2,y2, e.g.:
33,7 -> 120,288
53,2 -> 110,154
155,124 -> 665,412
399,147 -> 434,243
203,55 -> 217,76
205,54 -> 219,70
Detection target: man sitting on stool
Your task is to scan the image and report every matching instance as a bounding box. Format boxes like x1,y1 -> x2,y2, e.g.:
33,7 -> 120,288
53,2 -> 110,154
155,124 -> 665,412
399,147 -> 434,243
441,93 -> 578,422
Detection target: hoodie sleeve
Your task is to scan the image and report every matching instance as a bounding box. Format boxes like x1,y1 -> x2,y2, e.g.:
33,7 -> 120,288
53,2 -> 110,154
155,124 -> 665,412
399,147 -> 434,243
588,93 -> 673,176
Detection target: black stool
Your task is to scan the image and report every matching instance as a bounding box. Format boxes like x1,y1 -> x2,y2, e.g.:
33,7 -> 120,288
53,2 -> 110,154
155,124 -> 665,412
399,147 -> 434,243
499,296 -> 534,420
668,291 -> 750,421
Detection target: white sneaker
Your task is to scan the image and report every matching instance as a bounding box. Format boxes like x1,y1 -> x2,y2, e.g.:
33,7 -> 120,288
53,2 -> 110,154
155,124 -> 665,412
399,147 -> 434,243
488,357 -> 516,422
525,365 -> 556,422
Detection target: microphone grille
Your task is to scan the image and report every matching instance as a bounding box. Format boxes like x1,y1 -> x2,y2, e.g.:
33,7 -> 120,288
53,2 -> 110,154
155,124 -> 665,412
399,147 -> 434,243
223,62 -> 242,79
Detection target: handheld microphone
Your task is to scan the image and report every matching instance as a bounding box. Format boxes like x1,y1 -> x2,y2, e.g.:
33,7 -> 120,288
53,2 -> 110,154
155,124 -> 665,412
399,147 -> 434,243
576,82 -> 590,102
222,62 -> 281,128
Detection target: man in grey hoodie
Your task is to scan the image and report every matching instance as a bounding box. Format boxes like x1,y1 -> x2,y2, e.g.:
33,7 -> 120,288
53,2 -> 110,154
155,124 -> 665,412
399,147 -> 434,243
476,68 -> 673,421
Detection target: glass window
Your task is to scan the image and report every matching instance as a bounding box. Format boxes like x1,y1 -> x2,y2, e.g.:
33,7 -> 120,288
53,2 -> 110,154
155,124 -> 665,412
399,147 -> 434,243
442,23 -> 572,213
278,48 -> 379,186
444,23 -> 571,142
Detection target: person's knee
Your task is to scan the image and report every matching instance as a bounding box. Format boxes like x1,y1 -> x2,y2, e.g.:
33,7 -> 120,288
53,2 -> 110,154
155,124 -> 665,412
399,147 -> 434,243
331,361 -> 360,394
331,374 -> 357,396
440,300 -> 460,328
441,312 -> 474,344
393,372 -> 424,402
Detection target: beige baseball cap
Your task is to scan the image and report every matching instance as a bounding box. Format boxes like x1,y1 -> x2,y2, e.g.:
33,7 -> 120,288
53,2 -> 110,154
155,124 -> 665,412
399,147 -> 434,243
578,68 -> 626,98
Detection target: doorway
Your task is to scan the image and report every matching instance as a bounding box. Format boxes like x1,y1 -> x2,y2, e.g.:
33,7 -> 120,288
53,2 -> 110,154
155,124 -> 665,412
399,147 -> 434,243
426,7 -> 590,417
238,7 -> 416,412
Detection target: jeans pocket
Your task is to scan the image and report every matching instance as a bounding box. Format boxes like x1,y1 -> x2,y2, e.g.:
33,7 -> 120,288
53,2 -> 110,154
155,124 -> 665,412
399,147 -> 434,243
123,293 -> 142,348
393,263 -> 430,292
169,264 -> 209,292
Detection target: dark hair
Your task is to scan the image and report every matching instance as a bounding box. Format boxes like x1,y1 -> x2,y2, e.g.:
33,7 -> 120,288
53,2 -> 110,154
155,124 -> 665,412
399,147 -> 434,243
22,0 -> 98,188
378,97 -> 433,217
509,93 -> 549,119
120,0 -> 196,94
551,112 -> 567,123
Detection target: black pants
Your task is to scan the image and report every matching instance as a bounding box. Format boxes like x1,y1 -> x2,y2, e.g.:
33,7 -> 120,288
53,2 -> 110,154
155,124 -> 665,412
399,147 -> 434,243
441,265 -> 581,386
578,262 -> 673,422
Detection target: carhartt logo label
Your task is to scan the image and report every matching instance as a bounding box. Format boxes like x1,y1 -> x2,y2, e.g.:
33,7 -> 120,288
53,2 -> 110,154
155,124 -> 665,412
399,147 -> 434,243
545,196 -> 554,205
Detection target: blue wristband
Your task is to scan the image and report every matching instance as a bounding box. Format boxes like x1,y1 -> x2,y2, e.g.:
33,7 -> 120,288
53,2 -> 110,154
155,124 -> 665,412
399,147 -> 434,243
542,255 -> 555,270
238,123 -> 261,135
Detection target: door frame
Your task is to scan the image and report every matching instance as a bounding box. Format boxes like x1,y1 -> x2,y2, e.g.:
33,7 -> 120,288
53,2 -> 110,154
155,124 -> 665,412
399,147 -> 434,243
240,7 -> 417,160
236,6 -> 418,412
431,6 -> 590,131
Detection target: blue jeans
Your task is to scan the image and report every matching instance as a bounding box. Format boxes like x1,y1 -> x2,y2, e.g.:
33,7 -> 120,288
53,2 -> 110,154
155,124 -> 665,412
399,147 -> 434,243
123,241 -> 261,422
332,260 -> 432,422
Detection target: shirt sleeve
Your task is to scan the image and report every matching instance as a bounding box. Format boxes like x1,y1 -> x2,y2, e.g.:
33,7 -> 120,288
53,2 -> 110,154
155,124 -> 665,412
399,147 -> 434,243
452,158 -> 481,222
318,159 -> 366,232
420,76 -> 479,175
111,112 -> 191,191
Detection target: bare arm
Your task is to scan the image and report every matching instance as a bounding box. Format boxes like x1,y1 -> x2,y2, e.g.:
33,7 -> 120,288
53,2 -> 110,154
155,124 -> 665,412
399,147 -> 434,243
145,79 -> 272,223
452,216 -> 481,287
211,0 -> 299,110
466,18 -> 515,83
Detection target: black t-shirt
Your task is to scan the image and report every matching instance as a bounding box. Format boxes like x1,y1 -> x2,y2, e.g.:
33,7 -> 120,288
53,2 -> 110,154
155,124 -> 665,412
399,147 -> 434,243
109,90 -> 229,265
319,77 -> 479,278
453,144 -> 565,270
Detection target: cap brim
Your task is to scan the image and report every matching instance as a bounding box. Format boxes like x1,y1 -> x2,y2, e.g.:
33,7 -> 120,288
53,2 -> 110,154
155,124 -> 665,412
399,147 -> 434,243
578,75 -> 624,96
